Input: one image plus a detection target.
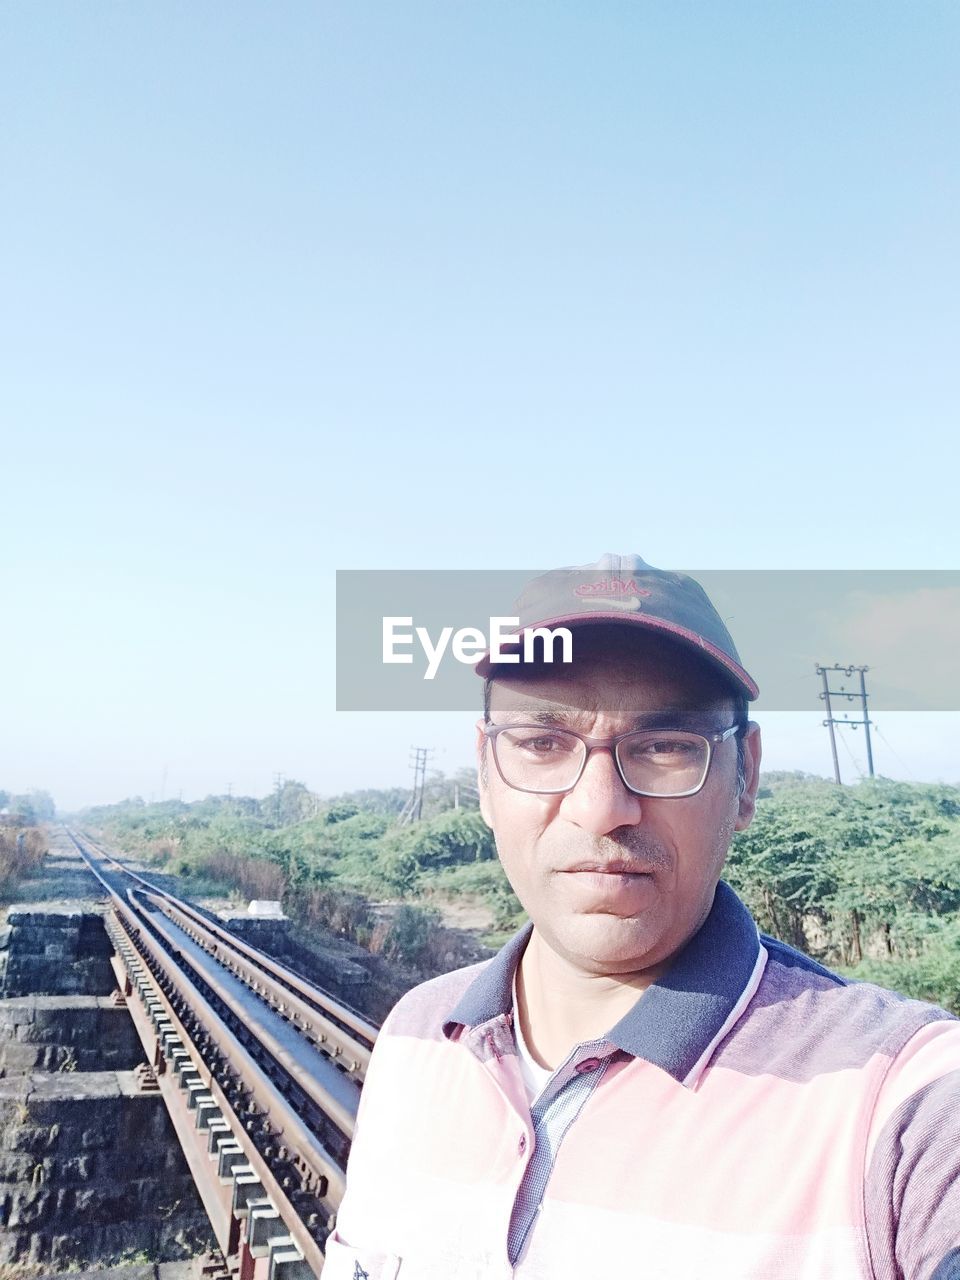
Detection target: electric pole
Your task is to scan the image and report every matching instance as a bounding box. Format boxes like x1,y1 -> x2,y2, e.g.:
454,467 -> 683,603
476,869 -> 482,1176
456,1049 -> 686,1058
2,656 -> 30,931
399,747 -> 432,823
815,664 -> 875,785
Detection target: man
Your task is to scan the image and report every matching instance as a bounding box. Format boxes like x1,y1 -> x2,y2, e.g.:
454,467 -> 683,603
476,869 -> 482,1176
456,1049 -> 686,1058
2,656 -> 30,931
325,555 -> 960,1280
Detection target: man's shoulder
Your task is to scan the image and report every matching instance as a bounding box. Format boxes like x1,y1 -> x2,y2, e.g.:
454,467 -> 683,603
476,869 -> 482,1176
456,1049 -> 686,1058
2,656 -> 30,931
760,931 -> 956,1023
379,956 -> 495,1042
759,932 -> 850,985
732,932 -> 959,1078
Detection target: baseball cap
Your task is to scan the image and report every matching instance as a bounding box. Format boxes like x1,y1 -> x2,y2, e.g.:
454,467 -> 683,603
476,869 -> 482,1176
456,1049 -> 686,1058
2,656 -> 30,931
474,553 -> 759,700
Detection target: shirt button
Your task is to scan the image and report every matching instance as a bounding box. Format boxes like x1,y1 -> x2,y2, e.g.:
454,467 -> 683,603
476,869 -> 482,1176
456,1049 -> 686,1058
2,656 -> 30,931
576,1057 -> 601,1073
518,1135 -> 527,1154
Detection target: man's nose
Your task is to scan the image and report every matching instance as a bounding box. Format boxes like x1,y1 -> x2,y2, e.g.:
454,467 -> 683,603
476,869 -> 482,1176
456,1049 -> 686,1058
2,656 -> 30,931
558,746 -> 644,834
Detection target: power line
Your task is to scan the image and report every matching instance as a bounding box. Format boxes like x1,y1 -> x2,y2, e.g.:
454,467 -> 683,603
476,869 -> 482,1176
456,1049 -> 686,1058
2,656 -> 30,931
873,723 -> 918,781
837,726 -> 866,781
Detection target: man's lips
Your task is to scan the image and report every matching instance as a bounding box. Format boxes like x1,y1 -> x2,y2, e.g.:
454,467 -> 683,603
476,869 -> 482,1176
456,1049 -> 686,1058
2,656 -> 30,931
561,861 -> 656,875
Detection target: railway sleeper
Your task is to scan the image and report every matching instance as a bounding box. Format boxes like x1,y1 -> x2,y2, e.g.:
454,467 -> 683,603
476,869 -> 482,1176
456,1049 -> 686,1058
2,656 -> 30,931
207,1118 -> 233,1154
267,1237 -> 312,1280
248,1203 -> 285,1258
196,1096 -> 223,1131
217,1143 -> 247,1182
231,1168 -> 263,1216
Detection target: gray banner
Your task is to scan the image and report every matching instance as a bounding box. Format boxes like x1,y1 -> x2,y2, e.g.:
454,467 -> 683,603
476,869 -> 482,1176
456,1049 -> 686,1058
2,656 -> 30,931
336,570 -> 960,712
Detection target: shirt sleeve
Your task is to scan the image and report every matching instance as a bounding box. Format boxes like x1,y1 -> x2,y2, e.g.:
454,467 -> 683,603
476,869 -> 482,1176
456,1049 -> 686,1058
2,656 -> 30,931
328,996 -> 411,1258
864,1019 -> 960,1280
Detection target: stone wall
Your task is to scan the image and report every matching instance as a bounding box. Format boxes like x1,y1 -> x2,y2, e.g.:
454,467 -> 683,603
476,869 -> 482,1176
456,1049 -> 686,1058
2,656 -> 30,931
0,905 -> 215,1270
0,1073 -> 213,1267
0,905 -> 115,998
0,995 -> 144,1076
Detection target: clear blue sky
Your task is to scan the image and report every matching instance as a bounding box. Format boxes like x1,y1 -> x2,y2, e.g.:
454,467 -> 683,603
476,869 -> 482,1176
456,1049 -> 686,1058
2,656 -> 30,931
2,3 -> 957,810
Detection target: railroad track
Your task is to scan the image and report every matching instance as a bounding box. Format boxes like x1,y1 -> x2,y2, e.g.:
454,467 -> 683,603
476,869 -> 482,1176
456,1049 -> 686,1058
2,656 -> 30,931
64,827 -> 379,1280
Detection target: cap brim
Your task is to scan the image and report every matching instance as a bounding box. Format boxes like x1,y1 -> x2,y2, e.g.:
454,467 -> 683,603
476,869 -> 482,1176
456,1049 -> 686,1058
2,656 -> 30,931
474,611 -> 759,700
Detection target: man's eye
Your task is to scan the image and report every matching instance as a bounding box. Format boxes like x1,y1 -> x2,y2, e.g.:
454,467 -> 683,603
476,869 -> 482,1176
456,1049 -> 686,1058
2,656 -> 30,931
512,733 -> 574,755
624,737 -> 698,761
651,739 -> 695,755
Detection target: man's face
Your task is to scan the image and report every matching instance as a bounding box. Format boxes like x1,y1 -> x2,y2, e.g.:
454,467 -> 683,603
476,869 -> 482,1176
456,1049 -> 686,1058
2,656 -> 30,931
477,630 -> 762,979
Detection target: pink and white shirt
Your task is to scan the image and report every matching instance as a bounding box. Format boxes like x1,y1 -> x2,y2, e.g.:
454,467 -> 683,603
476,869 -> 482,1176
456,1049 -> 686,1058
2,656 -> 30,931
324,882 -> 960,1280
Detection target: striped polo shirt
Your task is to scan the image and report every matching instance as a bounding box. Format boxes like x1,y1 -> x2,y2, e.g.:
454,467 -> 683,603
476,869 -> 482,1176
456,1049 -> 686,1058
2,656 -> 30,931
324,881 -> 960,1280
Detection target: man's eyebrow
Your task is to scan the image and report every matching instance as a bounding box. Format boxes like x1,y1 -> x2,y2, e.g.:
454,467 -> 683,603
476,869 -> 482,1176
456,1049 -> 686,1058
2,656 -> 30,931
489,703 -> 732,729
630,706 -> 731,730
490,702 -> 574,726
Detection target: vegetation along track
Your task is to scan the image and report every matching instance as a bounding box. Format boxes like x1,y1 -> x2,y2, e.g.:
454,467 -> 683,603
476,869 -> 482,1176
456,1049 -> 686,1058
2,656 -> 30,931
64,826 -> 379,1279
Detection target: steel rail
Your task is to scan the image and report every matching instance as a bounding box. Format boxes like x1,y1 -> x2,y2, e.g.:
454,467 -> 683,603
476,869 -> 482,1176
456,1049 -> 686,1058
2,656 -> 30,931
68,840 -> 349,1187
143,892 -> 372,1077
75,829 -> 377,1056
74,852 -> 339,1276
66,829 -> 360,1141
106,899 -> 332,1276
138,890 -> 361,1142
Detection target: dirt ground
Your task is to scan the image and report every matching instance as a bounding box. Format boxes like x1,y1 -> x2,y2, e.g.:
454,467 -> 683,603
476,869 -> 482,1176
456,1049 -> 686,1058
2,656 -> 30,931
431,897 -> 497,933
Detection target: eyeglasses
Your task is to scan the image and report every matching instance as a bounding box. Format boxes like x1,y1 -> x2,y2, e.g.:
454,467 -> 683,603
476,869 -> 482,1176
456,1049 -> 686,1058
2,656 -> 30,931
483,722 -> 743,798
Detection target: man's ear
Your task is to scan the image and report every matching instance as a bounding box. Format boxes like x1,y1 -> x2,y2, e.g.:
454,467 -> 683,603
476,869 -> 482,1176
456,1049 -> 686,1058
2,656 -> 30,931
734,722 -> 762,830
476,720 -> 494,828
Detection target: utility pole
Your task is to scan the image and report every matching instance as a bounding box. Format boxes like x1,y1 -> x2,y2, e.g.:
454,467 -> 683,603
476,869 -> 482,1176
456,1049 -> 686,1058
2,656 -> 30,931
815,664 -> 875,785
399,747 -> 432,823
273,772 -> 284,825
454,780 -> 479,811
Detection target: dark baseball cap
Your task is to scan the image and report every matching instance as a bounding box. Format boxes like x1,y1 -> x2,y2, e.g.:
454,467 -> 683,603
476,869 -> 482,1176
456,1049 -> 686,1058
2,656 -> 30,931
474,553 -> 759,700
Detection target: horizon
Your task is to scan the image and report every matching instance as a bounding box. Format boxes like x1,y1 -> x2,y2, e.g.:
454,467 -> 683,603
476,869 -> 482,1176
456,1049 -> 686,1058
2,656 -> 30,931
12,712 -> 959,817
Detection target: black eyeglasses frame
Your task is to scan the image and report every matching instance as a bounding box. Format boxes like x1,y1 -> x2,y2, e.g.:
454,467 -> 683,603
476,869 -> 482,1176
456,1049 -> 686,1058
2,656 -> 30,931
482,722 -> 744,799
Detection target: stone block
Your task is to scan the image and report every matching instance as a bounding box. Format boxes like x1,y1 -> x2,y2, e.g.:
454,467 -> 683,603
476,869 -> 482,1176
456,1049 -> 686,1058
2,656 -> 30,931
78,929 -> 115,958
81,1125 -> 112,1151
0,1087 -> 31,1125
0,1152 -> 37,1181
0,999 -> 34,1034
24,1230 -> 47,1263
56,1266 -> 157,1280
70,1186 -> 100,1217
0,1041 -> 44,1073
157,1262 -> 205,1280
156,1214 -> 217,1260
7,909 -> 83,929
58,1152 -> 94,1182
26,1072 -> 124,1121
6,926 -> 67,953
6,1187 -> 52,1228
51,1231 -> 82,1264
6,1127 -> 58,1156
0,923 -> 115,997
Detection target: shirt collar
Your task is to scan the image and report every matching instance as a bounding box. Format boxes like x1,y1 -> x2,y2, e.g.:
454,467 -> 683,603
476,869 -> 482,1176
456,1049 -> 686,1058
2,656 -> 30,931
442,880 -> 761,1086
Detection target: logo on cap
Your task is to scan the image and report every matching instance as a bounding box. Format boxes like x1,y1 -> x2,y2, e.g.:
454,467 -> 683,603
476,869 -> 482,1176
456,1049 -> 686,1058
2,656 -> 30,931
573,578 -> 652,599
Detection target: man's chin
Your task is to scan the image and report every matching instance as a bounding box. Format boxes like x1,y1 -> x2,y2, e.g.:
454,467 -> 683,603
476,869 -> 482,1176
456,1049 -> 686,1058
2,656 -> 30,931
547,916 -> 672,977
